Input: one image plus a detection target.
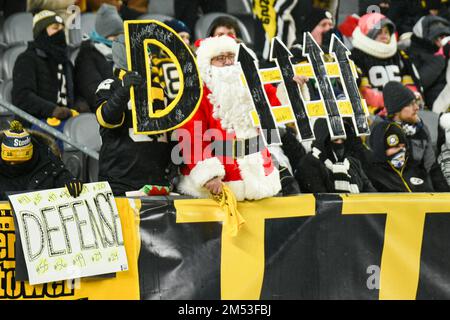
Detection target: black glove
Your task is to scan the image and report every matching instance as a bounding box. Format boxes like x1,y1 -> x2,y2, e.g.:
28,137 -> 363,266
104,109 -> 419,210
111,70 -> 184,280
279,166 -> 301,196
65,178 -> 84,198
122,71 -> 143,88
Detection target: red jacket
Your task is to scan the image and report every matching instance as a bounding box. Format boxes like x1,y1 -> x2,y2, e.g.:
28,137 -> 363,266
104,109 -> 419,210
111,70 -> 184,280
177,84 -> 282,200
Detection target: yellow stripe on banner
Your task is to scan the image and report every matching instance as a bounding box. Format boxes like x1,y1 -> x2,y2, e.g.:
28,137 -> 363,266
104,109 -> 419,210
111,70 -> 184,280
341,193 -> 450,300
175,195 -> 315,300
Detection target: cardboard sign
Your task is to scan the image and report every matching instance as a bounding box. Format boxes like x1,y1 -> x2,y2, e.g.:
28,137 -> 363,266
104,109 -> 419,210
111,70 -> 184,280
124,20 -> 202,135
8,182 -> 128,285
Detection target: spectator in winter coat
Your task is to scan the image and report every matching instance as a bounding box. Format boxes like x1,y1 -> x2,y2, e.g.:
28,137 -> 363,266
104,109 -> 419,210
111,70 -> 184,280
379,81 -> 450,191
177,35 -> 286,200
75,4 -> 123,112
407,15 -> 450,108
351,13 -> 420,115
12,10 -> 88,151
368,118 -> 434,192
0,121 -> 83,201
295,118 -> 376,193
95,35 -> 174,196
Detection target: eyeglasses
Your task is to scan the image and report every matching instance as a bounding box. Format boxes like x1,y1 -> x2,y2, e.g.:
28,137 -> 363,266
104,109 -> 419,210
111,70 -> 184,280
211,53 -> 236,64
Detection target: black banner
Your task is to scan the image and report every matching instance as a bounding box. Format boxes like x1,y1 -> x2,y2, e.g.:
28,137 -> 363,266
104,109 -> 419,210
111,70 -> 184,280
137,194 -> 450,299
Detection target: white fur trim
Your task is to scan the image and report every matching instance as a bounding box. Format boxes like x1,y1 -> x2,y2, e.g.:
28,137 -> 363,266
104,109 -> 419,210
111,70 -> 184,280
177,157 -> 225,198
440,113 -> 450,130
235,152 -> 281,200
196,35 -> 238,80
178,152 -> 281,201
352,27 -> 397,58
227,167 -> 281,201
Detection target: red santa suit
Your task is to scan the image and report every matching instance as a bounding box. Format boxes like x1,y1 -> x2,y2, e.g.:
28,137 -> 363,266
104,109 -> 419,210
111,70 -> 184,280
177,36 -> 282,200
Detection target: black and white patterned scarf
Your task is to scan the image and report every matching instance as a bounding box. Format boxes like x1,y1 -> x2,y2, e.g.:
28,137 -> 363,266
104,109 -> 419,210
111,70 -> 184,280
312,147 -> 360,193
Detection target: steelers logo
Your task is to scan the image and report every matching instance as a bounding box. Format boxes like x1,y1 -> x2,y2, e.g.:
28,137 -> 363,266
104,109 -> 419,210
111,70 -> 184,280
325,11 -> 333,20
386,134 -> 399,147
56,16 -> 63,24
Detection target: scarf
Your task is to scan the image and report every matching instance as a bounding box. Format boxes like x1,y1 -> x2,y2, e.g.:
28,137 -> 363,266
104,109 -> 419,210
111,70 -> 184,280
312,147 -> 360,193
34,30 -> 68,63
438,143 -> 450,186
352,27 -> 398,59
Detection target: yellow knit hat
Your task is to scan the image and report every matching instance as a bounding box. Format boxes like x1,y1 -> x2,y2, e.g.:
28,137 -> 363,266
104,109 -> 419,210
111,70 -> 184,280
1,121 -> 33,162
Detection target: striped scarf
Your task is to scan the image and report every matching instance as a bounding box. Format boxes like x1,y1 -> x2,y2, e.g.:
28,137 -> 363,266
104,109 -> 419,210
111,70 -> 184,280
438,144 -> 450,186
312,147 -> 360,193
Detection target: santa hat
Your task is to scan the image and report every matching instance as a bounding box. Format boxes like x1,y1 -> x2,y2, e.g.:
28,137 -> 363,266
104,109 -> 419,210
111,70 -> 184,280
196,35 -> 239,74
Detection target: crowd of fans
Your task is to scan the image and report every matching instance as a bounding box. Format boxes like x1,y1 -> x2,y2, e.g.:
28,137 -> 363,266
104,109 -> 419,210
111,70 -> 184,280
1,0 -> 450,201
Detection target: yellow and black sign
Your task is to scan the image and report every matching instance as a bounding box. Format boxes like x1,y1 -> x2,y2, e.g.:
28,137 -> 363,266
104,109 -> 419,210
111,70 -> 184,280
0,200 -> 139,300
124,20 -> 202,135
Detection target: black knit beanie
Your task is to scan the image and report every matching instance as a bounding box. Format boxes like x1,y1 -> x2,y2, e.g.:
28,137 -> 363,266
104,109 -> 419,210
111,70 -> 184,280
383,81 -> 416,115
303,7 -> 333,32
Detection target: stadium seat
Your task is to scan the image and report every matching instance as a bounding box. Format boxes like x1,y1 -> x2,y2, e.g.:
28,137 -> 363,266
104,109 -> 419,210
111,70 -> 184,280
226,0 -> 252,15
68,12 -> 96,47
195,13 -> 253,45
3,12 -> 33,47
147,0 -> 175,16
1,45 -> 26,80
138,13 -> 174,22
62,113 -> 102,182
0,78 -> 13,104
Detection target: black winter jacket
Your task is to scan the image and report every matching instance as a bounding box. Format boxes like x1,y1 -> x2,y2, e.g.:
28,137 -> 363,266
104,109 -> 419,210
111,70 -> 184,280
95,71 -> 173,196
407,35 -> 446,107
0,136 -> 75,201
296,118 -> 376,193
75,41 -> 113,112
12,42 -> 76,120
368,120 -> 435,192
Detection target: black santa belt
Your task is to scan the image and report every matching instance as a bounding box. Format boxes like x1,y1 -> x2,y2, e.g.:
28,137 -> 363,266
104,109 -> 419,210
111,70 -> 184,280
211,135 -> 266,159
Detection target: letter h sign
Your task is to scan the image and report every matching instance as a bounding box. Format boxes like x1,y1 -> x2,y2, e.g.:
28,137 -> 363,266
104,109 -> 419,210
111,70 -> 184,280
237,32 -> 370,147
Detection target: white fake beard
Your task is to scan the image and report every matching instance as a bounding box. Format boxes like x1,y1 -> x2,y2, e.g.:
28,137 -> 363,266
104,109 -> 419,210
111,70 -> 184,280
205,65 -> 258,139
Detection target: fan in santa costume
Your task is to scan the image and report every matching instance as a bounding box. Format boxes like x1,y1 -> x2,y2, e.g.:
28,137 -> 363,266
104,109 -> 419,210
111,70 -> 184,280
177,35 -> 282,201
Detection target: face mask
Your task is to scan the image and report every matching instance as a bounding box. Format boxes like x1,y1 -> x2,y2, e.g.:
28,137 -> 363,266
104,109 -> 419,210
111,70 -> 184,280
321,29 -> 335,52
48,30 -> 67,48
388,148 -> 406,169
331,142 -> 345,162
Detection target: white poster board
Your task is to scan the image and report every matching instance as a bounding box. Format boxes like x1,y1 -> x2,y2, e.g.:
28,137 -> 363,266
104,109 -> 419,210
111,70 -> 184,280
8,182 -> 128,285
